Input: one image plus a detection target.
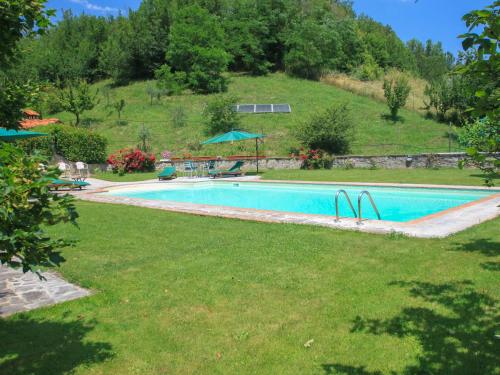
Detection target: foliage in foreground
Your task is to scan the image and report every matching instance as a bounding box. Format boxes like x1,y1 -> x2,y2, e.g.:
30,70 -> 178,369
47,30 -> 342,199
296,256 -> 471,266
457,1 -> 499,186
0,143 -> 78,273
296,103 -> 354,155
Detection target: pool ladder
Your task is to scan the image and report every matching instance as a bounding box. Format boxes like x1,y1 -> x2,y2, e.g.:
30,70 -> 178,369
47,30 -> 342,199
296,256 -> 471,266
334,190 -> 382,224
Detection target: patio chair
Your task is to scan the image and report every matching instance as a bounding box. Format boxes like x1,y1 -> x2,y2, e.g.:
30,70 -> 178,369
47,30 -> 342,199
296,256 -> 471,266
209,161 -> 245,178
75,161 -> 90,181
57,161 -> 73,179
47,178 -> 90,191
158,166 -> 177,180
183,161 -> 197,178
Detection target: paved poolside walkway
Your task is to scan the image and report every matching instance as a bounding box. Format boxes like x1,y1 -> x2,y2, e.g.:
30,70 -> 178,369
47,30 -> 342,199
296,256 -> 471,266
0,265 -> 90,317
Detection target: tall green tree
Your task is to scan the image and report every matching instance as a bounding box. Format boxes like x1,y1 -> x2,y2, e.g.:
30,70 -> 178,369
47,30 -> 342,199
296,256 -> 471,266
166,4 -> 229,93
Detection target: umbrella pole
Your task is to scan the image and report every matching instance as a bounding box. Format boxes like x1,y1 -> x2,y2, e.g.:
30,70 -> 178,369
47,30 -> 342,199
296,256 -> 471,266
256,138 -> 259,174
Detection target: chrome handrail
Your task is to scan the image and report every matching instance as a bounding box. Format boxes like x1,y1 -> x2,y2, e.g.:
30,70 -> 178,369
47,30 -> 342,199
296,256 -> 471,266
357,191 -> 381,223
335,190 -> 357,221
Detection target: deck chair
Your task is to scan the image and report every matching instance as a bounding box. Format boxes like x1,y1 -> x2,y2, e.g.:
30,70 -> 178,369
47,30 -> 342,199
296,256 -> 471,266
48,178 -> 90,191
158,166 -> 177,180
208,161 -> 244,178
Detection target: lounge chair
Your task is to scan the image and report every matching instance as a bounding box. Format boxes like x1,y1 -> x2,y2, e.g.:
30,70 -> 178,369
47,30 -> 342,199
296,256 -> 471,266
158,166 -> 177,180
48,178 -> 90,191
209,161 -> 245,178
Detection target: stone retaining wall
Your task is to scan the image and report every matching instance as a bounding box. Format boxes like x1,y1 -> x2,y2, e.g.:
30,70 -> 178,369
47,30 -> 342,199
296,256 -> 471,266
78,152 -> 496,173
157,153 -> 484,171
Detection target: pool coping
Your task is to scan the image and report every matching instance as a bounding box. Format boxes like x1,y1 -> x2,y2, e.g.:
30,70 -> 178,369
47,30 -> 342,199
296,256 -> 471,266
75,178 -> 500,238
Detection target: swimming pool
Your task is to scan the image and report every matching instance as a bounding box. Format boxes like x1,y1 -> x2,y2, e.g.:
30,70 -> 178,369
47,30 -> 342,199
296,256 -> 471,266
106,181 -> 497,222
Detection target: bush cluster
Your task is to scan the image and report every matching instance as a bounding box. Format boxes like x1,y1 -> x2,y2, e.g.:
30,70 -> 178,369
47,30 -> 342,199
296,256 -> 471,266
295,103 -> 354,155
21,126 -> 107,163
107,148 -> 156,175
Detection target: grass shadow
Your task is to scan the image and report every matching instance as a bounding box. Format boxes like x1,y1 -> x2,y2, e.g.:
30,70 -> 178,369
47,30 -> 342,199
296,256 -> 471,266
0,316 -> 113,374
480,261 -> 500,272
452,239 -> 500,257
380,113 -> 405,124
323,280 -> 499,374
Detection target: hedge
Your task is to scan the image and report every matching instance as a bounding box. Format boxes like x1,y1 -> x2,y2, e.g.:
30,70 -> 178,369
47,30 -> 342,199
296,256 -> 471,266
21,126 -> 107,164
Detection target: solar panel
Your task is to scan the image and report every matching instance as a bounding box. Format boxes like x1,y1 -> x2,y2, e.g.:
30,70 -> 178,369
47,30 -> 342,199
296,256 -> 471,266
255,104 -> 273,113
273,104 -> 291,113
238,104 -> 255,113
234,104 -> 291,114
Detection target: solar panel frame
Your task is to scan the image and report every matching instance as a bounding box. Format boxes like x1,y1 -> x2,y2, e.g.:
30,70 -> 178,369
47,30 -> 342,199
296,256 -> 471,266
237,104 -> 255,113
234,104 -> 291,114
273,104 -> 291,113
255,104 -> 273,113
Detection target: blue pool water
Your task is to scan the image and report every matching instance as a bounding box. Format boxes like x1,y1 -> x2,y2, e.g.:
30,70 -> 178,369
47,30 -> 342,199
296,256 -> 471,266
107,181 -> 496,222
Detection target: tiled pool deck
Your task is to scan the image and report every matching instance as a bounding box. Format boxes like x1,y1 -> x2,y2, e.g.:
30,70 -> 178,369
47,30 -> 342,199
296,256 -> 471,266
74,177 -> 500,238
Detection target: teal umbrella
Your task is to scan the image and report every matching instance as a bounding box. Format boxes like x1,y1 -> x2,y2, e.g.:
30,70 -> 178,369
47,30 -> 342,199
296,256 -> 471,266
202,130 -> 265,173
0,128 -> 47,142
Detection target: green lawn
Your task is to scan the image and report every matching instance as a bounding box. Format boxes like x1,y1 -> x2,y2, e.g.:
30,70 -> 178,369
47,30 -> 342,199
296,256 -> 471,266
47,73 -> 460,157
263,168 -> 498,187
1,202 -> 498,374
92,171 -> 159,182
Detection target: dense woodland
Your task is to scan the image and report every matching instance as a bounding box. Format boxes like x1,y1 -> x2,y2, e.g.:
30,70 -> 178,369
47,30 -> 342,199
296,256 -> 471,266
12,0 -> 455,88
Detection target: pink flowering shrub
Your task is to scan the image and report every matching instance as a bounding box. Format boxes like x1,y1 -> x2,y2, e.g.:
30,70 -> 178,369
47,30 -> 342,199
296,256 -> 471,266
107,148 -> 156,175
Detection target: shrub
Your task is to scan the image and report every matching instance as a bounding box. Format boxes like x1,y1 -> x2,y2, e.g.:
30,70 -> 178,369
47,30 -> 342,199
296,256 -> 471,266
295,104 -> 354,155
107,148 -> 156,175
154,65 -> 187,96
383,75 -> 411,119
354,54 -> 383,81
171,106 -> 187,128
299,149 -> 332,169
204,94 -> 240,135
21,126 -> 107,163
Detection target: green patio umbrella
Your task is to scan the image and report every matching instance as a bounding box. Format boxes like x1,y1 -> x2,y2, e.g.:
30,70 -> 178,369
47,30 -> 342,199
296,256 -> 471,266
0,128 -> 47,142
202,130 -> 265,173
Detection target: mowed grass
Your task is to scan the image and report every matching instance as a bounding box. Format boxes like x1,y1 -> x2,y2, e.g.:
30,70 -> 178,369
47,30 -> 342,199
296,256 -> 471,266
1,202 -> 498,374
262,168 -> 499,187
48,73 -> 459,157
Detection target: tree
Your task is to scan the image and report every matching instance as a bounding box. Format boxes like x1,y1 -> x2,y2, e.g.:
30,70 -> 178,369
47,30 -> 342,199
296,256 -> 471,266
137,124 -> 152,152
424,77 -> 456,120
457,1 -> 499,186
57,80 -> 99,125
204,94 -> 240,135
166,5 -> 229,94
383,75 -> 411,120
0,0 -> 54,68
296,104 -> 354,155
99,17 -> 134,85
457,1 -> 499,121
111,98 -> 125,121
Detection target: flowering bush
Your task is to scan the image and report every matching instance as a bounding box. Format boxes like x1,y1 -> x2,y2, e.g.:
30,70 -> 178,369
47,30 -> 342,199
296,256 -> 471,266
107,148 -> 156,175
161,150 -> 172,159
299,149 -> 331,170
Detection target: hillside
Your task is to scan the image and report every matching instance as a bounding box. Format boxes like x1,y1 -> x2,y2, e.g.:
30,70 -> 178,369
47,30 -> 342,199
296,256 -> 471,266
49,73 -> 461,158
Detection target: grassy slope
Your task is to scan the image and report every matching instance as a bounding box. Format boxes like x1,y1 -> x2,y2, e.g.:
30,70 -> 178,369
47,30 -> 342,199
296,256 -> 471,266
0,202 -> 498,374
262,168 -> 499,187
49,73 -> 459,157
